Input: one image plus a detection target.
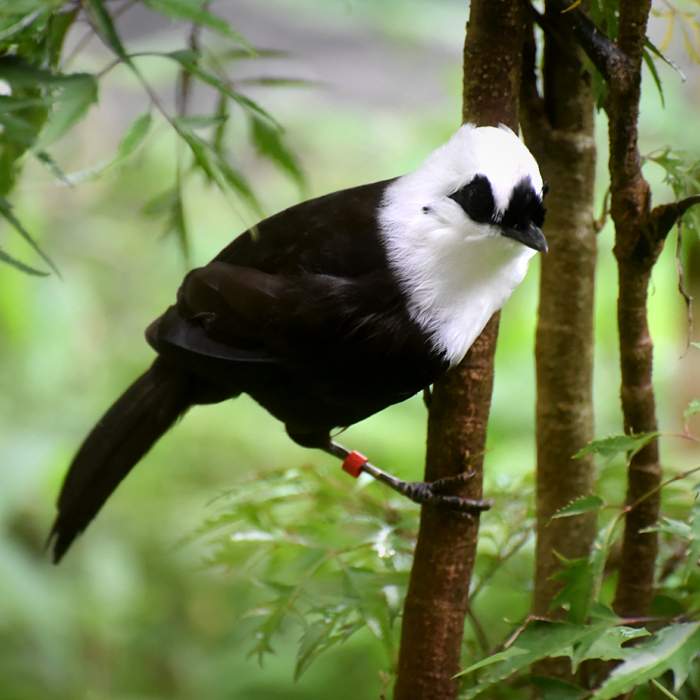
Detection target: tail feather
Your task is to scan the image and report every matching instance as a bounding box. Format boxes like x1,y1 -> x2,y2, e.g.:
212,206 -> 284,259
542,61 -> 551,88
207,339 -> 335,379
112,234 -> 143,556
49,358 -> 192,563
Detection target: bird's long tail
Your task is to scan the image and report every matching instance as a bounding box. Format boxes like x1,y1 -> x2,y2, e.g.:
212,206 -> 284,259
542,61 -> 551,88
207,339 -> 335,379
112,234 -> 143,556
49,358 -> 192,563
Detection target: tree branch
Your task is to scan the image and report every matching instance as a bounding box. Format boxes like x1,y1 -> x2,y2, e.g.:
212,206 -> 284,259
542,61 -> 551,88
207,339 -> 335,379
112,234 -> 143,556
648,195 -> 700,243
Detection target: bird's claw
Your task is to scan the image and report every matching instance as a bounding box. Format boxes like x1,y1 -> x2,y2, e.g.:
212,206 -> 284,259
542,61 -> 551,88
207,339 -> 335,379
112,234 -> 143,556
400,473 -> 491,514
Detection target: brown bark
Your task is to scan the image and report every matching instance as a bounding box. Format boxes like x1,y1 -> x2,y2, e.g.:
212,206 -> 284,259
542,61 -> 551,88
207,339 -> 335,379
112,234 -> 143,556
521,2 -> 598,622
393,2 -> 525,698
559,0 -> 690,617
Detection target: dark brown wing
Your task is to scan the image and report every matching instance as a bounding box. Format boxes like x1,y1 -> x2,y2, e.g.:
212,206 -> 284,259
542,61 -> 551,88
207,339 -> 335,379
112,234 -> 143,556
146,178 -> 446,431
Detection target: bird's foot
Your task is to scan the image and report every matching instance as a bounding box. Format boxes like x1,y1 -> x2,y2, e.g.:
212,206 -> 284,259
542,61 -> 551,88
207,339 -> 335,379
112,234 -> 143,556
391,472 -> 492,514
327,443 -> 491,515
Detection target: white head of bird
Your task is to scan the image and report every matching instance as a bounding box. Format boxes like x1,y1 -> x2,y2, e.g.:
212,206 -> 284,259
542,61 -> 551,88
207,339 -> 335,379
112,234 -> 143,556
379,124 -> 548,365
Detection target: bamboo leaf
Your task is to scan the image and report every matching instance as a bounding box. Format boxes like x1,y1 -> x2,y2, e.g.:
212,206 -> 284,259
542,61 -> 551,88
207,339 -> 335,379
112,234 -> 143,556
117,112 -> 152,159
85,0 -> 130,61
37,73 -> 98,147
642,47 -> 665,107
250,115 -> 305,190
0,244 -> 48,275
143,0 -> 254,52
0,196 -> 58,275
138,50 -> 278,125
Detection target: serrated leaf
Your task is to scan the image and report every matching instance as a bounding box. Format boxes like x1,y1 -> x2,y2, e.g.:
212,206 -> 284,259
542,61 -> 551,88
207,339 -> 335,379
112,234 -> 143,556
551,557 -> 594,624
552,495 -> 605,520
574,432 -> 659,460
457,621 -> 612,698
593,622 -> 700,698
572,625 -> 650,671
143,0 -> 254,52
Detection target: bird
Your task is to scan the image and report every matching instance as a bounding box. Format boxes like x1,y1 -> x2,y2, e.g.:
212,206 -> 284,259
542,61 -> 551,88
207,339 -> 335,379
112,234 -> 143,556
48,123 -> 547,562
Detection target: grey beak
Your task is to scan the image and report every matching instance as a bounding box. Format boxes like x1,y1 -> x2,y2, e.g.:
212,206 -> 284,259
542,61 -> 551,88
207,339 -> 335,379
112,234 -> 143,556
501,223 -> 548,253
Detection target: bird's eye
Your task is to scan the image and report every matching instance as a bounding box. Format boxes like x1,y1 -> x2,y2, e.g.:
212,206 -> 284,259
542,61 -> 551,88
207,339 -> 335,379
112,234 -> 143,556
448,174 -> 495,224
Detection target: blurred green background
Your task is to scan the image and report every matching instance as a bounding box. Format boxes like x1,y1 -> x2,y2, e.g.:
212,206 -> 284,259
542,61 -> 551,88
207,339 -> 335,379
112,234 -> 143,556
1,1 -> 699,698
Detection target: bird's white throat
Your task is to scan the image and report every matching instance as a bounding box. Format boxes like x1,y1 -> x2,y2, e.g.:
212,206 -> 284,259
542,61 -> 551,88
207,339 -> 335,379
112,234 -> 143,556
380,209 -> 534,365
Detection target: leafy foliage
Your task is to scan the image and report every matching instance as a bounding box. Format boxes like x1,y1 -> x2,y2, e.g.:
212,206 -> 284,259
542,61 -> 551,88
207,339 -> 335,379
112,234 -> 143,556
192,464 -> 417,679
0,0 -> 305,272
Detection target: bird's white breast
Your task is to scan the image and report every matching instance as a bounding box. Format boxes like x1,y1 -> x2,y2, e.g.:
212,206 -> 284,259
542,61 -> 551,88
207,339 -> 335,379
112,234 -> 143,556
380,212 -> 534,365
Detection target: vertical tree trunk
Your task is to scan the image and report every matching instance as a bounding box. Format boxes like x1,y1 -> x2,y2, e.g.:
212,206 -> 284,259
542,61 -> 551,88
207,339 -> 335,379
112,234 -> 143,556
604,0 -> 660,619
521,3 -> 598,623
393,2 -> 525,698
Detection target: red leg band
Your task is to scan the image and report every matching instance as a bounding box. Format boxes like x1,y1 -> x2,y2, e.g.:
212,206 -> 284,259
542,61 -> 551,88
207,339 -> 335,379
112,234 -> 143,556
342,450 -> 368,478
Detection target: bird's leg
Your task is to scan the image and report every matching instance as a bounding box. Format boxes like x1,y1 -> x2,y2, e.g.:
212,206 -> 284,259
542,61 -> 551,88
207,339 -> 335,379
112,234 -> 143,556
325,441 -> 491,515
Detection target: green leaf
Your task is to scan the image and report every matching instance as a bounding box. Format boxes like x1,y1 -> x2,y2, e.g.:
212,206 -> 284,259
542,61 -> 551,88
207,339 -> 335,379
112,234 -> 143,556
684,399 -> 700,424
574,432 -> 660,460
457,621 -> 611,698
59,112 -> 152,185
552,495 -> 605,520
642,46 -> 665,108
551,557 -> 595,624
530,676 -> 587,700
37,72 -> 98,147
85,0 -> 129,61
0,196 -> 58,275
572,625 -> 650,671
0,244 -> 48,275
250,115 -> 305,190
142,50 -> 278,125
593,622 -> 700,698
142,0 -> 254,52
117,112 -> 152,159
683,501 -> 700,584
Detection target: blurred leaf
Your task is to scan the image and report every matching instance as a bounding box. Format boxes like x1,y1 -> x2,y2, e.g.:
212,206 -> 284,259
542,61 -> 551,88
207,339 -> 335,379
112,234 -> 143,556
457,621 -> 611,697
574,432 -> 659,460
593,622 -> 700,698
118,112 -> 153,159
530,677 -> 587,700
552,495 -> 605,520
142,49 -> 278,125
0,195 -> 58,275
684,399 -> 700,424
551,556 -> 594,624
85,0 -> 130,62
0,244 -> 48,275
250,115 -> 305,190
143,0 -> 254,52
59,112 -> 153,185
683,502 -> 700,584
174,114 -> 227,129
37,72 -> 98,147
642,46 -> 665,107
571,625 -> 650,672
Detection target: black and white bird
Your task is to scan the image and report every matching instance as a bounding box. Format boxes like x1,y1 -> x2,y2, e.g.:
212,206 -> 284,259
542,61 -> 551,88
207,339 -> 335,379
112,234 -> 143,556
49,124 -> 547,562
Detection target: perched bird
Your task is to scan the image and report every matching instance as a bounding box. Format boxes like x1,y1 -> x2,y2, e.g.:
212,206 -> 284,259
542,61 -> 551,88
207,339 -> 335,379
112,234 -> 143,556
49,124 -> 547,562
